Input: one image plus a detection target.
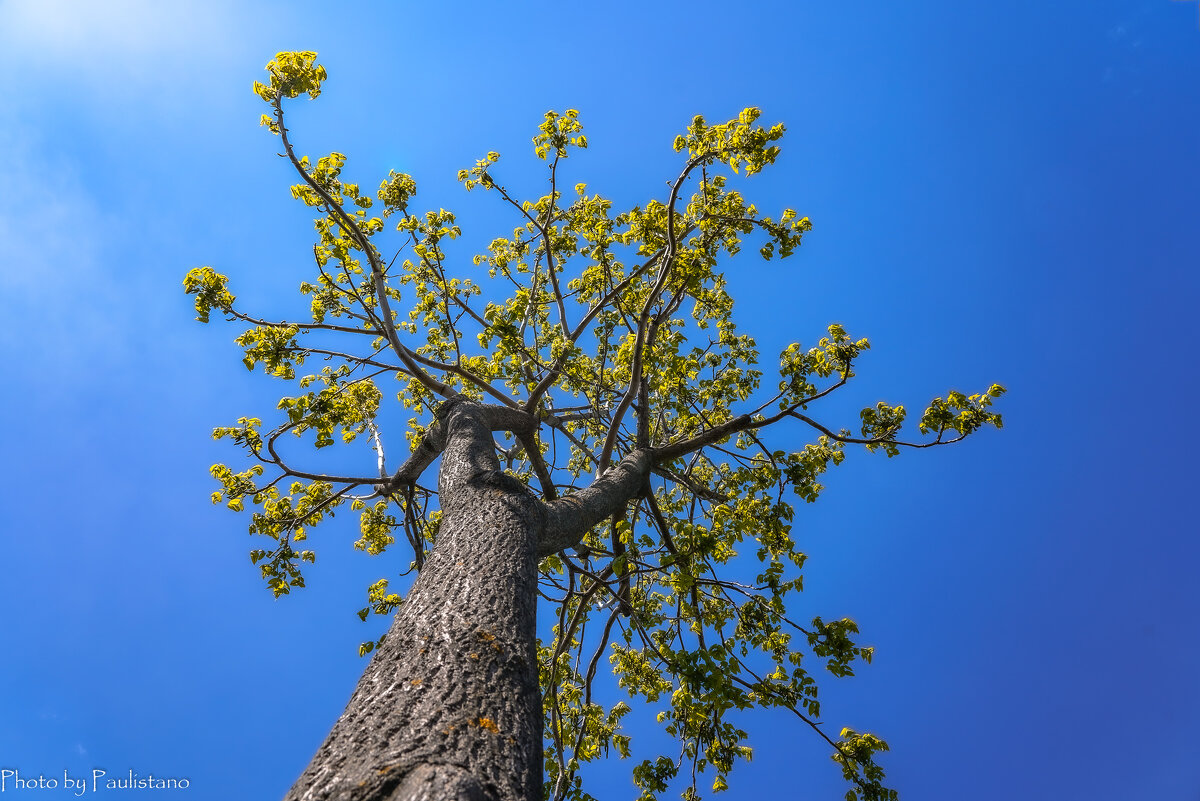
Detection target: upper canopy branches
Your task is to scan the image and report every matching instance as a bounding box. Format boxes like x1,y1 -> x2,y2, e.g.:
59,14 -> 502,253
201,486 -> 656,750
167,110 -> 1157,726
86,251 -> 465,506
185,49 -> 1004,581
186,52 -> 1005,801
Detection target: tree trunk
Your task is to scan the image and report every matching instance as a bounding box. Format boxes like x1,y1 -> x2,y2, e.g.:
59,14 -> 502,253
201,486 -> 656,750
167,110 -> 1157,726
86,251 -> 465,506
284,403 -> 545,801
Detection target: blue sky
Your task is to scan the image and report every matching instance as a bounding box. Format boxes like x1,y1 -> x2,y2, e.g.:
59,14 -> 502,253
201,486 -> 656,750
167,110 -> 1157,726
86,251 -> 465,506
1,1 -> 1197,799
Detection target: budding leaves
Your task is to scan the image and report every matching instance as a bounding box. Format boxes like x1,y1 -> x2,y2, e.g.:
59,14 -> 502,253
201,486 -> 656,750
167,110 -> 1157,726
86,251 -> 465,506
252,50 -> 326,102
186,51 -> 1006,801
183,266 -> 234,323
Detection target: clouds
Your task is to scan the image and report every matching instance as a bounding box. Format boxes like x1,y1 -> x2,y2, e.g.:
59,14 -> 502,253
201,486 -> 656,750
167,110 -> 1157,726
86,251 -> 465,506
1,0 -> 187,56
0,123 -> 122,362
0,0 -> 259,363
1,0 -> 230,70
0,0 -> 252,110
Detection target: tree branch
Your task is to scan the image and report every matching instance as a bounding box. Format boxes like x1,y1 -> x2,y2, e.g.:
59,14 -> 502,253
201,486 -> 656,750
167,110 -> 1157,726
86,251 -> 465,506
538,449 -> 652,558
272,94 -> 453,399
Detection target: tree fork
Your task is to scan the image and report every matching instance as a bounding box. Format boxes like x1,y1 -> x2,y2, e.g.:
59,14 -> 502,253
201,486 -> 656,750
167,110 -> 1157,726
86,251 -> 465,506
284,403 -> 546,801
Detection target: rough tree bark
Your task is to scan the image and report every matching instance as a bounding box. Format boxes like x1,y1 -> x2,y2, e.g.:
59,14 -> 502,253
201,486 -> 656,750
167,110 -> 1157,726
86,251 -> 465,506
284,399 -> 651,801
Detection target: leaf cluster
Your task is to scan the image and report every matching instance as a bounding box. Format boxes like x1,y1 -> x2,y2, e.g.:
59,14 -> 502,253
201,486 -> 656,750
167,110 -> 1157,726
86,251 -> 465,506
186,53 -> 1006,801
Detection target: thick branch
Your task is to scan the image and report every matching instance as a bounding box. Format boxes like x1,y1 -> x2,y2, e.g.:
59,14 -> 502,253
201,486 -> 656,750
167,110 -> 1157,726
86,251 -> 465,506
517,430 -> 558,500
538,449 -> 652,558
381,398 -> 538,493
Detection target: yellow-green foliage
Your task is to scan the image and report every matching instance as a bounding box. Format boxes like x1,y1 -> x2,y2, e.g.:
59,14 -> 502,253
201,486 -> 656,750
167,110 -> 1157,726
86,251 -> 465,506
185,52 -> 1005,801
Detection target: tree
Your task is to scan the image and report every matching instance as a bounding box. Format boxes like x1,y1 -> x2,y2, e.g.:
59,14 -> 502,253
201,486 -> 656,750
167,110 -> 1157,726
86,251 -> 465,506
185,52 -> 1005,801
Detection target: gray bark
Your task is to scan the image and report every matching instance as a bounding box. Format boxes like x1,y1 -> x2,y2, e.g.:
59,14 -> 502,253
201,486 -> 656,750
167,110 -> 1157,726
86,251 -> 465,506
284,400 -> 650,801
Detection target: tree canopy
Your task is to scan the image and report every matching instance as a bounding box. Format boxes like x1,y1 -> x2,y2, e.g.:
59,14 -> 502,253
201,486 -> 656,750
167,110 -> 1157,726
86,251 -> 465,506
186,51 -> 1005,801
